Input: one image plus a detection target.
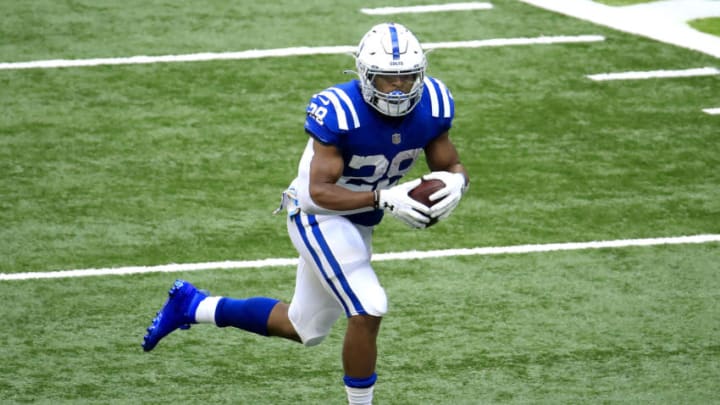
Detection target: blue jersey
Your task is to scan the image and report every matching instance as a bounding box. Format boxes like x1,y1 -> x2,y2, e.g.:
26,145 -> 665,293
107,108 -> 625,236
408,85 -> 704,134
302,76 -> 454,226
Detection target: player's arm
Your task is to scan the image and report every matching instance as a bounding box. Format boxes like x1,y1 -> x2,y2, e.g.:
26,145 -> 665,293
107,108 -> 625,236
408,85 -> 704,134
302,139 -> 431,228
422,131 -> 469,220
424,131 -> 469,185
307,140 -> 375,212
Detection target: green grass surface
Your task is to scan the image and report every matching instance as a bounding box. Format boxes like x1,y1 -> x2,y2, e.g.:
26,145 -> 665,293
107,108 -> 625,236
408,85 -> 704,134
2,245 -> 718,403
690,17 -> 720,37
1,0 -> 719,403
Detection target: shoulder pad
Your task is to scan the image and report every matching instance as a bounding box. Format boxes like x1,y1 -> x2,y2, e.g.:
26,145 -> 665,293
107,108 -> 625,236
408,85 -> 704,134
307,86 -> 362,132
423,76 -> 454,119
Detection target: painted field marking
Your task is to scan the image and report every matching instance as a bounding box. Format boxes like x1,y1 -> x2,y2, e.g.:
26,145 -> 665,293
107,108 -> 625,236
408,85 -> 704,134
1,234 -> 718,281
361,2 -> 493,15
520,0 -> 720,58
587,66 -> 720,81
424,35 -> 604,50
0,35 -> 604,71
703,107 -> 720,115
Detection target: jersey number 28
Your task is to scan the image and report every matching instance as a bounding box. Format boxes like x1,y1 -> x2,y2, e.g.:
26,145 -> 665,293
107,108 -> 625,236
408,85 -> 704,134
340,148 -> 422,191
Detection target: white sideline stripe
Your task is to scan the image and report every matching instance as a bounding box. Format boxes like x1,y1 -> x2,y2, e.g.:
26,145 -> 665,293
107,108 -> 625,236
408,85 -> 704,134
0,35 -> 604,71
703,107 -> 720,115
587,67 -> 720,81
361,2 -> 493,15
1,234 -> 718,281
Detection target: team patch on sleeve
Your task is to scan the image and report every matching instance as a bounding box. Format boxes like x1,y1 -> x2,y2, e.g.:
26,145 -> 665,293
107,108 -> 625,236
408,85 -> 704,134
423,77 -> 454,119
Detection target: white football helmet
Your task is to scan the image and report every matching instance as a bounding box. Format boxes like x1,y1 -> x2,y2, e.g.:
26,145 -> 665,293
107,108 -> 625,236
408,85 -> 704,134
354,23 -> 427,117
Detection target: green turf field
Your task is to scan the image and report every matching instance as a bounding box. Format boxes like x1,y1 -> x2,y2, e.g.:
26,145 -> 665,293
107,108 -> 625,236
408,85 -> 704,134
690,17 -> 720,37
1,1 -> 719,403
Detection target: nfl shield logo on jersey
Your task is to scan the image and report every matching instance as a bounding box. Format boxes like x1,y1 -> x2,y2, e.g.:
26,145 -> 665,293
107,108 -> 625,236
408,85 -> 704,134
391,133 -> 402,145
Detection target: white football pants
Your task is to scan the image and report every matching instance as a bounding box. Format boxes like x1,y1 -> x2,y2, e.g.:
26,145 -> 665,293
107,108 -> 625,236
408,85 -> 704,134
286,212 -> 387,346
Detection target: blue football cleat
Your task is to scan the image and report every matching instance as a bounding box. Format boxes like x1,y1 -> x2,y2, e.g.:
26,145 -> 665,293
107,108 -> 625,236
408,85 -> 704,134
142,279 -> 207,352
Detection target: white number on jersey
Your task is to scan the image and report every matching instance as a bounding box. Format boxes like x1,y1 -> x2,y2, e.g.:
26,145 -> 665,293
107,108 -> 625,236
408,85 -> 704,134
339,148 -> 422,191
308,102 -> 328,125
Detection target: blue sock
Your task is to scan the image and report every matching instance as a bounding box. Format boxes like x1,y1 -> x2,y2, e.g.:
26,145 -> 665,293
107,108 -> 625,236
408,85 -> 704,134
344,373 -> 377,388
214,297 -> 279,336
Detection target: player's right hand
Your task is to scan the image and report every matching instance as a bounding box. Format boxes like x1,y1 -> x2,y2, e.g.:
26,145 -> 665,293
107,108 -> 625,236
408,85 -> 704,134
378,179 -> 432,229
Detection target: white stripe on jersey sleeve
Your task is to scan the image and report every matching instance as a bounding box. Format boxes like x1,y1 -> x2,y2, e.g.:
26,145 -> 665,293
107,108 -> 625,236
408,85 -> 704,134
329,87 -> 360,129
319,90 -> 349,130
424,77 -> 440,117
424,77 -> 453,118
434,78 -> 452,118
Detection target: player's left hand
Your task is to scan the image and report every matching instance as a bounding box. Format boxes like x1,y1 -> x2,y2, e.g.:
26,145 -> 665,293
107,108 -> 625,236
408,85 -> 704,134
424,171 -> 468,220
378,178 -> 432,229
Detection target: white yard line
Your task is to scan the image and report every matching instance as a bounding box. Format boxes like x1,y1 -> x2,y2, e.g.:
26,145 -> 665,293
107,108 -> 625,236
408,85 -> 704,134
520,0 -> 720,58
587,66 -> 720,81
702,107 -> 720,115
2,234 -> 718,281
361,2 -> 493,15
0,35 -> 603,71
424,35 -> 604,50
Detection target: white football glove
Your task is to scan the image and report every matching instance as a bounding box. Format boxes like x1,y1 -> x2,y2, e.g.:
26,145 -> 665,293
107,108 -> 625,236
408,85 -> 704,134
424,171 -> 468,221
377,179 -> 432,229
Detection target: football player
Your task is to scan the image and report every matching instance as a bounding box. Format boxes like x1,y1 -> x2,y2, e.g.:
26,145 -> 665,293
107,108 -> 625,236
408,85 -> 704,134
142,22 -> 469,405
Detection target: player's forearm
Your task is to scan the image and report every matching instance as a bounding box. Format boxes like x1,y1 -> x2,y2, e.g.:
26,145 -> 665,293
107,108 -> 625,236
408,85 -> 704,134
448,163 -> 469,187
308,183 -> 375,212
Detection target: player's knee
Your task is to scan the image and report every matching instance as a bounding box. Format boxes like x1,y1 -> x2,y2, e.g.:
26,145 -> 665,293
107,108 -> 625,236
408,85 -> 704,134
301,334 -> 327,347
299,324 -> 334,347
289,306 -> 342,347
359,284 -> 387,317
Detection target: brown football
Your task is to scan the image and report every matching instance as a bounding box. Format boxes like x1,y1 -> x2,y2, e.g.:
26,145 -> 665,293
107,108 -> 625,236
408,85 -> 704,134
408,178 -> 445,207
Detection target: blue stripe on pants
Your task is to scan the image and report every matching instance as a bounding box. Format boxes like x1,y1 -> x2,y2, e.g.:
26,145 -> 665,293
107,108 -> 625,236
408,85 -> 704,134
293,213 -> 365,316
